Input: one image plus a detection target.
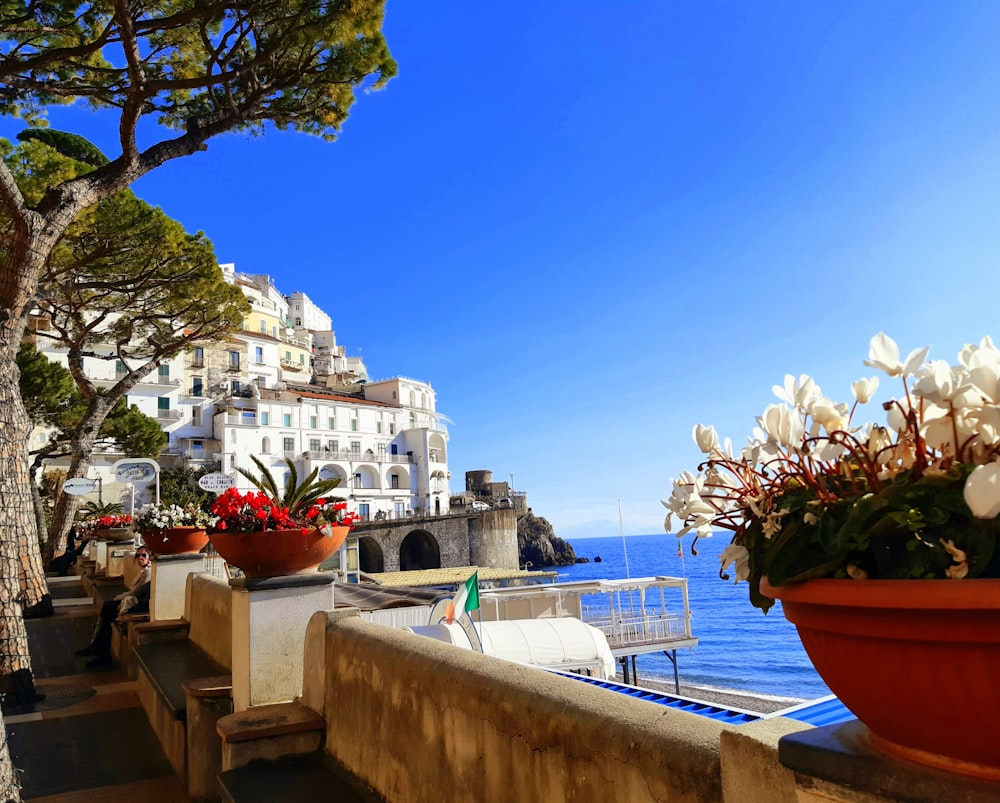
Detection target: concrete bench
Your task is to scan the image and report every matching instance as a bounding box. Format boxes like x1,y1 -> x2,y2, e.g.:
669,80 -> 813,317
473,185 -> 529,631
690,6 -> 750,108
134,573 -> 233,799
217,751 -> 383,803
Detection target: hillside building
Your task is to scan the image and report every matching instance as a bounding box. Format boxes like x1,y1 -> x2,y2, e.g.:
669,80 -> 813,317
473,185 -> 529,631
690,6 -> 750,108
30,264 -> 450,521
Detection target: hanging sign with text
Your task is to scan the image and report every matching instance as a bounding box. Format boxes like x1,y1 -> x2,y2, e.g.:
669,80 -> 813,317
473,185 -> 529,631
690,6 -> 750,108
112,458 -> 159,484
198,472 -> 236,493
62,478 -> 97,496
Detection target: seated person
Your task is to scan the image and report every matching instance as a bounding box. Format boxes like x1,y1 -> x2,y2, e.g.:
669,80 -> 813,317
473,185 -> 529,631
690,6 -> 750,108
49,527 -> 88,576
75,547 -> 152,669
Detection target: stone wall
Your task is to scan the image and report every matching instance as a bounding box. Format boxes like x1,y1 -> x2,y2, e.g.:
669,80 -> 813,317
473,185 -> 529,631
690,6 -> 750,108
354,509 -> 518,572
303,612 -> 779,803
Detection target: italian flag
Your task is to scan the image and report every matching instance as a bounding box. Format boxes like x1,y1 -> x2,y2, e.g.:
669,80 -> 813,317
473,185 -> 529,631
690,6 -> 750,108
444,571 -> 480,624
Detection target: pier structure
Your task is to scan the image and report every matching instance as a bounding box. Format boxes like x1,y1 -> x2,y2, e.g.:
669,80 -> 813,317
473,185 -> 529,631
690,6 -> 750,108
471,576 -> 699,691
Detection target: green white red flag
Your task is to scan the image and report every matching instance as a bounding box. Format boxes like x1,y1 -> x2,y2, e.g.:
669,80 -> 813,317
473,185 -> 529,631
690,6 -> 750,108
444,571 -> 480,624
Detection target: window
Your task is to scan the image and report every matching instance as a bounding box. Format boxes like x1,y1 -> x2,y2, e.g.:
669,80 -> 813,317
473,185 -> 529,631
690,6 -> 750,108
350,418 -> 358,432
261,412 -> 270,426
299,354 -> 305,365
259,320 -> 267,333
262,436 -> 271,453
272,326 -> 278,337
285,350 -> 292,363
359,503 -> 370,519
255,347 -> 263,363
230,379 -> 241,395
192,377 -> 203,397
328,416 -> 335,429
230,430 -> 237,444
283,413 -> 291,427
193,407 -> 201,426
229,351 -> 240,370
310,416 -> 317,429
390,475 -> 399,489
295,317 -> 302,327
395,502 -> 406,517
389,422 -> 395,435
241,410 -> 256,425
353,473 -> 362,489
350,441 -> 361,455
193,347 -> 204,367
157,398 -> 170,412
116,360 -> 127,375
309,439 -> 321,452
377,421 -> 383,434
191,439 -> 204,452
283,437 -> 295,453
158,364 -> 170,379
326,440 -> 338,453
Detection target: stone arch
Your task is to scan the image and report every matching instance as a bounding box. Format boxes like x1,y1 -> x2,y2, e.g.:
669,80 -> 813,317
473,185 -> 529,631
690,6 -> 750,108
359,536 -> 384,573
399,529 -> 440,571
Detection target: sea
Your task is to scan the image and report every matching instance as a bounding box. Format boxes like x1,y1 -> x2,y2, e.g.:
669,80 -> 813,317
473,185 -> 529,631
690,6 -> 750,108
549,533 -> 832,703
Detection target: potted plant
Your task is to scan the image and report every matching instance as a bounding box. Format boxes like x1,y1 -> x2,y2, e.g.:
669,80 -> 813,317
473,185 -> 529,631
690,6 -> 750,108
664,333 -> 1000,779
208,457 -> 357,577
86,513 -> 134,540
134,503 -> 217,555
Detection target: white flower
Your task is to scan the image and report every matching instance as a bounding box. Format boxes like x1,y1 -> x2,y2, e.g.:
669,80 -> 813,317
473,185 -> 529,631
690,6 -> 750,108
851,377 -> 879,404
913,359 -> 969,405
692,424 -> 719,455
773,375 -> 821,410
864,333 -> 929,377
759,403 -> 805,448
719,544 -> 750,584
809,397 -> 849,434
964,463 -> 1000,519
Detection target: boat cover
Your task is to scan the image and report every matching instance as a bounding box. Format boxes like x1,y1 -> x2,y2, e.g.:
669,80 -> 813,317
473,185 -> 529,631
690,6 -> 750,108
406,617 -> 616,679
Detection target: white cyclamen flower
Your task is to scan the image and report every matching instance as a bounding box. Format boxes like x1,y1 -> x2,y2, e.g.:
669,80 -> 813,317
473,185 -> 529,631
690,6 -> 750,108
719,544 -> 750,584
759,403 -> 805,448
964,463 -> 1000,519
692,424 -> 719,455
864,333 -> 929,377
851,376 -> 879,404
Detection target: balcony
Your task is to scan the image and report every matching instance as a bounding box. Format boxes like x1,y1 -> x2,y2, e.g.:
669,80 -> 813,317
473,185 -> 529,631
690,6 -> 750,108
224,413 -> 259,427
156,409 -> 182,420
280,358 -> 307,371
301,449 -> 414,464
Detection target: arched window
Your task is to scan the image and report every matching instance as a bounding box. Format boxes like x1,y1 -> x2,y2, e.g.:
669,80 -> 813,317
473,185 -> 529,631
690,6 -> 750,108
262,436 -> 271,453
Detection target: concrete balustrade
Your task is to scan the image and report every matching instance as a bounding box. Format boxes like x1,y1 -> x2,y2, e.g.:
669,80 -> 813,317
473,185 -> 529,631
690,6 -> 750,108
150,553 -> 207,621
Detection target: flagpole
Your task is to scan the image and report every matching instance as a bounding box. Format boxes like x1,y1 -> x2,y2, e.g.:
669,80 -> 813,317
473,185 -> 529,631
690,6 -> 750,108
618,498 -> 631,579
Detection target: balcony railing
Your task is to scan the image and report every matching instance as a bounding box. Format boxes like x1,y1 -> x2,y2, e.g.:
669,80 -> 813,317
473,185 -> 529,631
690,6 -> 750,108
156,409 -> 183,420
300,449 -> 414,464
224,414 -> 259,427
584,612 -> 690,649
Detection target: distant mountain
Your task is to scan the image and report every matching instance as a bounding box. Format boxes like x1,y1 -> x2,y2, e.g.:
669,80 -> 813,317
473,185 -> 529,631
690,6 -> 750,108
517,511 -> 577,567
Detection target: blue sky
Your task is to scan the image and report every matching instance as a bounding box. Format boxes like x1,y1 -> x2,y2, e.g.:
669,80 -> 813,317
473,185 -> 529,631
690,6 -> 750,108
8,3 -> 1000,539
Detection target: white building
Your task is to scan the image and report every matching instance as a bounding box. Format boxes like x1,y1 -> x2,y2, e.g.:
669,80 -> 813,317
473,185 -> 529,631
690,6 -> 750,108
31,266 -> 450,521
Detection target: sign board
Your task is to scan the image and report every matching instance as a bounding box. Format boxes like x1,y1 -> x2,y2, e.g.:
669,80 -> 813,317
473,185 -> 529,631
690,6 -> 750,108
62,477 -> 97,496
198,472 -> 236,493
318,466 -> 340,481
113,459 -> 159,484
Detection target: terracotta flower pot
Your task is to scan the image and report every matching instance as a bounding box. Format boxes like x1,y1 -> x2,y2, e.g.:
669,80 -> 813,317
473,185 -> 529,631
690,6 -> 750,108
141,526 -> 209,556
92,527 -> 133,541
207,525 -> 350,578
762,576 -> 1000,780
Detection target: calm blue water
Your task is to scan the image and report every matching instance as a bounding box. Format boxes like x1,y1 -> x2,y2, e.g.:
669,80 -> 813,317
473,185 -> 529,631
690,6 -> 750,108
550,534 -> 831,701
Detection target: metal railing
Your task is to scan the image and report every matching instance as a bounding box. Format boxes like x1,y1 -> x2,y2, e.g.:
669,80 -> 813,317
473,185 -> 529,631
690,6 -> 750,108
301,449 -> 414,464
584,611 -> 690,649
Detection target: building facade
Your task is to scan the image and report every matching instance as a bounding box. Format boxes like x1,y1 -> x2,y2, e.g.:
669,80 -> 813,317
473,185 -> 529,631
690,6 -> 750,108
31,265 -> 450,521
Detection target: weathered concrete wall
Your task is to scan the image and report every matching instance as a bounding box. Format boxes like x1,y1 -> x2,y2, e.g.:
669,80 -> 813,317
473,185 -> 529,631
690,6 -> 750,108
309,612 -> 730,803
185,573 -> 232,670
355,510 -> 518,572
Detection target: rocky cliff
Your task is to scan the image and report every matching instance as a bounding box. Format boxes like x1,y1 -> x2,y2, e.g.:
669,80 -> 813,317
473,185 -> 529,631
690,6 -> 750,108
517,511 -> 578,567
